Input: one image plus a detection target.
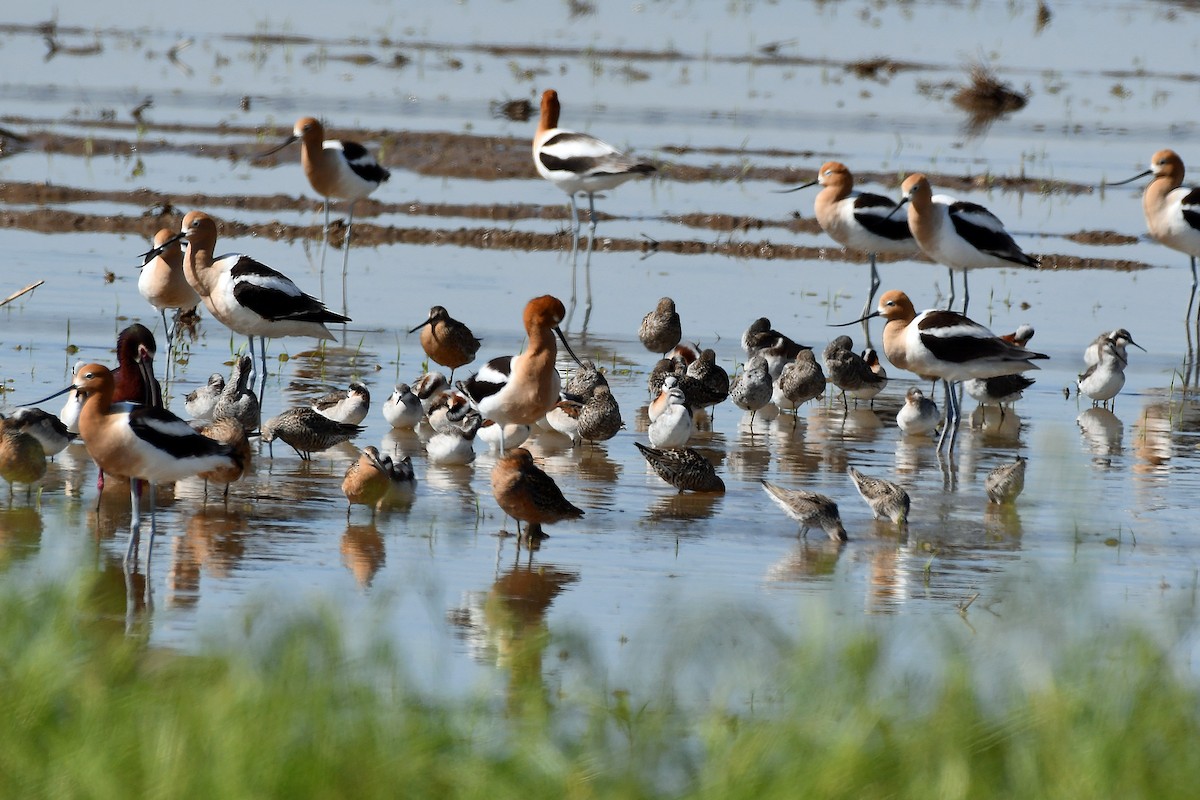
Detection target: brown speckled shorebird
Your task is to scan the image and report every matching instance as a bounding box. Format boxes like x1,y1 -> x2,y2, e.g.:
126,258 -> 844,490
194,416 -> 251,499
683,348 -> 730,410
985,456 -> 1026,504
409,305 -> 482,381
778,349 -> 826,410
578,384 -> 622,444
638,297 -> 682,356
261,407 -> 363,460
311,382 -> 370,425
847,467 -> 909,526
634,442 -> 724,493
212,355 -> 260,432
761,479 -> 847,542
342,446 -> 391,519
0,416 -> 47,502
491,447 -> 583,541
565,358 -> 608,399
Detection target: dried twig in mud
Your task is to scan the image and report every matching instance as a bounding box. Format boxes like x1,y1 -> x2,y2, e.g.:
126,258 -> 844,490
0,280 -> 44,309
952,62 -> 1029,138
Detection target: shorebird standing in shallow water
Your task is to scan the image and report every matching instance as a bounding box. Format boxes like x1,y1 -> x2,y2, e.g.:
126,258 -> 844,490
382,383 -> 423,429
1107,150 -> 1200,316
638,297 -> 682,356
985,456 -> 1027,504
409,305 -> 481,382
257,116 -> 390,312
138,227 -> 200,360
7,407 -> 73,459
1083,328 -> 1144,368
311,382 -> 370,426
491,447 -> 584,544
186,373 -> 224,422
342,446 -> 392,520
846,467 -> 909,527
844,290 -> 1048,454
730,355 -> 773,429
1077,338 -> 1128,409
261,407 -> 363,460
634,442 -> 725,493
777,349 -> 826,412
0,416 -> 46,502
892,173 -> 1038,313
212,356 -> 260,432
779,161 -> 920,324
761,480 -> 847,542
460,295 -> 584,452
143,211 -> 349,412
897,387 -> 940,436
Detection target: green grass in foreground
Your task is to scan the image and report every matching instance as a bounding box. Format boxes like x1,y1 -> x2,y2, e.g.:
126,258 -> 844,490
1,576 -> 1199,799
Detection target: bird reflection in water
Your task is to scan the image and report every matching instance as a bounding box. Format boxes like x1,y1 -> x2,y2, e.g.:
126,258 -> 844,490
342,522 -> 385,589
764,538 -> 846,584
0,505 -> 43,568
970,405 -> 1023,444
167,506 -> 249,608
1078,407 -> 1123,466
448,559 -> 580,715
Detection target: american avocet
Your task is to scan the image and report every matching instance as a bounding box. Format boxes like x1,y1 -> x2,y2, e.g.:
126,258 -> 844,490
534,89 -> 656,258
185,373 -> 225,422
342,446 -> 391,520
823,336 -> 886,409
382,383 -> 422,429
730,356 -> 773,427
261,407 -> 362,460
68,364 -> 241,561
7,407 -> 73,458
634,442 -> 725,493
851,290 -> 1048,452
1107,150 -> 1200,313
780,161 -> 920,319
490,446 -> 584,542
212,355 -> 259,431
258,116 -> 390,310
1077,338 -> 1127,408
0,416 -> 46,502
893,174 -> 1038,313
578,384 -> 622,444
459,295 -> 583,451
638,297 -> 682,356
138,227 -> 200,345
648,382 -> 694,448
59,365 -> 85,434
145,211 -> 350,408
985,456 -> 1026,503
312,382 -> 370,426
778,349 -> 826,410
114,324 -> 163,408
409,305 -> 481,382
192,416 -> 250,500
1083,328 -> 1144,368
761,480 -> 847,542
896,386 -> 940,436
846,466 -> 910,526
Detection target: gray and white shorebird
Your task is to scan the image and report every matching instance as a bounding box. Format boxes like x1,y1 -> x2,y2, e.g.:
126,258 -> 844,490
1083,328 -> 1144,368
896,387 -> 940,436
382,383 -> 423,429
648,382 -> 694,449
1077,339 -> 1127,408
730,355 -> 773,427
824,336 -> 886,410
185,373 -> 225,422
311,381 -> 370,426
212,355 -> 260,432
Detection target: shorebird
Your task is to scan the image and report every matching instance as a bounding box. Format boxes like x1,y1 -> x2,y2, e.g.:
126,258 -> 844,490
779,161 -> 920,319
311,382 -> 370,426
211,356 -> 259,432
460,295 -> 583,451
729,355 -> 773,428
846,290 -> 1048,453
565,359 -> 608,399
143,211 -> 349,409
846,466 -> 910,526
0,416 -> 46,502
648,381 -> 694,449
638,297 -> 682,356
743,318 -> 810,379
1083,328 -> 1144,368
138,227 -> 200,345
533,88 -> 656,259
342,446 -> 392,520
985,456 -> 1027,504
761,480 -> 847,542
478,420 -> 532,453
257,116 -> 390,310
892,173 -> 1038,313
382,383 -> 423,429
409,305 -> 481,381
823,336 -> 886,410
261,407 -> 362,460
896,386 -> 940,436
427,409 -> 482,466
777,349 -> 827,411
185,373 -> 225,422
490,447 -> 584,542
113,324 -> 163,408
192,416 -> 250,500
1106,149 -> 1200,314
577,384 -> 622,444
634,442 -> 725,493
61,364 -> 240,562
963,374 -> 1034,420
6,407 -> 73,458
413,372 -> 451,415
684,349 -> 730,411
1078,338 -> 1127,408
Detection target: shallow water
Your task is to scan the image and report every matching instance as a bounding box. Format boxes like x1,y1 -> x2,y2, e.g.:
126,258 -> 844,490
3,0 -> 1200,692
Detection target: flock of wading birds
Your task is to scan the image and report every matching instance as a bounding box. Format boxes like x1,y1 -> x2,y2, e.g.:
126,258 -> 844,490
1,88 -> 1192,559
